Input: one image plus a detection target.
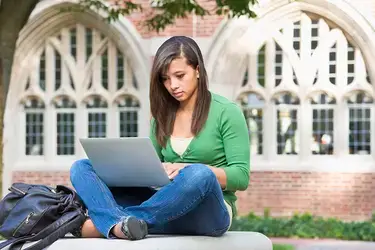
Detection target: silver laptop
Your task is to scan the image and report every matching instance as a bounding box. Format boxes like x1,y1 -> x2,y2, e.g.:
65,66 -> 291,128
79,137 -> 170,187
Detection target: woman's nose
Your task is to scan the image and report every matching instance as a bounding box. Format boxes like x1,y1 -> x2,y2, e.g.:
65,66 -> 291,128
170,79 -> 179,90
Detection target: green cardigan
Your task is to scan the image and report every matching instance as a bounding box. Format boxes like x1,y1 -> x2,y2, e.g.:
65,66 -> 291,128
150,92 -> 250,217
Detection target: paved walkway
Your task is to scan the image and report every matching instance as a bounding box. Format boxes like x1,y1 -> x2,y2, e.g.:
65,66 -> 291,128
271,238 -> 375,250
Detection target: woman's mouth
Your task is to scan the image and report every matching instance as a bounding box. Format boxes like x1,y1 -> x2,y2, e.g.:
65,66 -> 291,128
173,92 -> 183,98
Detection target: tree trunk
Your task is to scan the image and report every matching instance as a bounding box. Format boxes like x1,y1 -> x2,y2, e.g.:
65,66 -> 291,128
0,59 -> 3,196
0,0 -> 40,196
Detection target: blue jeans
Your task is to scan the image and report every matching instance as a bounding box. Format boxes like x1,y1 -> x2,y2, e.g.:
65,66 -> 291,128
70,159 -> 231,238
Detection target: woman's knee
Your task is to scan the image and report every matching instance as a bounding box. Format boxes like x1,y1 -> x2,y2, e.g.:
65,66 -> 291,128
70,159 -> 92,183
180,164 -> 217,189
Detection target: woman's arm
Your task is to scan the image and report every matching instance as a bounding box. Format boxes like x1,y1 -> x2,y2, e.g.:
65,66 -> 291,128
219,103 -> 251,191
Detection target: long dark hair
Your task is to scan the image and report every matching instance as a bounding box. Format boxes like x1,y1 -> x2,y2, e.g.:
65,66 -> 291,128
150,36 -> 211,148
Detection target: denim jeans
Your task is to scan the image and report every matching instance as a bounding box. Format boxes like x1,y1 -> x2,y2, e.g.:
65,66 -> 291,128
70,159 -> 231,238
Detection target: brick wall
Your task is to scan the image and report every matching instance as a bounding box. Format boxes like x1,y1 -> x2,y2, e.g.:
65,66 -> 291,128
236,172 -> 375,221
12,171 -> 375,221
127,0 -> 223,38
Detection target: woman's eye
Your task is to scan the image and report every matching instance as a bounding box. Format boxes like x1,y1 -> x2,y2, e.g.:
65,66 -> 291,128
176,74 -> 184,79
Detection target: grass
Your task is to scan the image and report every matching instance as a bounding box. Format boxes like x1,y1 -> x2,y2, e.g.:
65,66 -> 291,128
273,244 -> 295,250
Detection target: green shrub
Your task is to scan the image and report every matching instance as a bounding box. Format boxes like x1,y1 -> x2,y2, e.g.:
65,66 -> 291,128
273,244 -> 295,250
229,210 -> 375,241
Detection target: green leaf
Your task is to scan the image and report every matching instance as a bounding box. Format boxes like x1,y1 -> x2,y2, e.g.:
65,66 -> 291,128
73,0 -> 258,33
230,209 -> 375,241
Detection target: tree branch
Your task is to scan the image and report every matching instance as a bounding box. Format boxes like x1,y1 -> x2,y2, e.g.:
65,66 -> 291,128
74,0 -> 258,33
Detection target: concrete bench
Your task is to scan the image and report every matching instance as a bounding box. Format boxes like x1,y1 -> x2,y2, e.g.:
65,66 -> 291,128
2,232 -> 272,250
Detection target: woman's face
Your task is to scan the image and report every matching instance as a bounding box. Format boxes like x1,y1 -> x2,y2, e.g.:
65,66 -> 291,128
163,56 -> 198,103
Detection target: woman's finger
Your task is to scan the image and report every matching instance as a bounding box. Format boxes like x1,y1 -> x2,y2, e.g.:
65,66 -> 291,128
168,169 -> 180,179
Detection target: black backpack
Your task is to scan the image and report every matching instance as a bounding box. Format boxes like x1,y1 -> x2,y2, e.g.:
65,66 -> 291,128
0,182 -> 87,250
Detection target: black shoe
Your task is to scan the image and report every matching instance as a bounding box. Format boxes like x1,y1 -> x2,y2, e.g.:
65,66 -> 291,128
120,216 -> 148,240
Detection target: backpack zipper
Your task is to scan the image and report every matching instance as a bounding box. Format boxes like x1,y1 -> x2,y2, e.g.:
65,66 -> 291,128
12,212 -> 34,237
9,186 -> 26,196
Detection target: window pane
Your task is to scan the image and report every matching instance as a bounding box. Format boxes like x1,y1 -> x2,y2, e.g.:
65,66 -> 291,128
85,28 -> 93,61
329,44 -> 337,85
25,113 -> 44,155
53,96 -> 76,155
274,92 -> 300,155
243,108 -> 263,155
88,113 -> 107,138
39,51 -> 46,91
70,27 -> 77,60
349,108 -> 371,154
347,44 -> 355,85
117,50 -> 124,90
275,43 -> 283,87
120,111 -> 138,137
257,45 -> 265,87
311,93 -> 336,155
347,91 -> 373,155
312,109 -> 334,155
86,96 -> 107,138
277,109 -> 298,155
239,93 -> 264,155
101,49 -> 108,89
24,98 -> 45,156
117,96 -> 140,137
57,113 -> 75,155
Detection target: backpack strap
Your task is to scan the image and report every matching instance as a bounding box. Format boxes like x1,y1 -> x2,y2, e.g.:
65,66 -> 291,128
0,209 -> 86,250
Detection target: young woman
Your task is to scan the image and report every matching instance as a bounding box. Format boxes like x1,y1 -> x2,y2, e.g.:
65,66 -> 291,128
70,36 -> 250,240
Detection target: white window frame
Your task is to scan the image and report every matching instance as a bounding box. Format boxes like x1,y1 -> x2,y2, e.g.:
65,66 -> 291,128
19,105 -> 46,163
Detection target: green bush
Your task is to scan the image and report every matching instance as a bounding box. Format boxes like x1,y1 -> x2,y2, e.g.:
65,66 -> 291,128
229,209 -> 375,241
273,244 -> 295,250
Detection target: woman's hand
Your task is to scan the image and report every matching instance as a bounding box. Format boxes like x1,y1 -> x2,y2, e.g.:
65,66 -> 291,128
163,163 -> 187,179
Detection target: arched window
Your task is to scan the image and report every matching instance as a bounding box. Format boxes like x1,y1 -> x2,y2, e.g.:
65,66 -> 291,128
273,92 -> 300,155
18,23 -> 142,162
238,92 -> 265,155
234,10 -> 374,167
22,97 -> 45,156
347,91 -> 373,155
309,92 -> 336,155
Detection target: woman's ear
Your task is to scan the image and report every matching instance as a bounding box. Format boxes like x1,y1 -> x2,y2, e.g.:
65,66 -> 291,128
196,66 -> 200,79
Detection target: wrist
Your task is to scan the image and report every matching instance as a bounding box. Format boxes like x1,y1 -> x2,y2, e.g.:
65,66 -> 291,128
208,166 -> 227,189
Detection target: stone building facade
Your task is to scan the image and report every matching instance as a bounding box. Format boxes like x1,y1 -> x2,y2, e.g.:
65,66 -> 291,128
3,0 -> 375,221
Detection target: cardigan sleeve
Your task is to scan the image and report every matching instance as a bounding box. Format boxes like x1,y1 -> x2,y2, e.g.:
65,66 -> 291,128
220,103 -> 250,191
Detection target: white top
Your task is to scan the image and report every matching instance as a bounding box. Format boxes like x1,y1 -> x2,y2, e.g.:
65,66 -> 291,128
170,136 -> 194,156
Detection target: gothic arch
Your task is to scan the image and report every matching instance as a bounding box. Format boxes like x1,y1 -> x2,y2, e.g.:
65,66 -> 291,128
205,0 -> 375,97
3,0 -> 149,195
205,0 -> 375,170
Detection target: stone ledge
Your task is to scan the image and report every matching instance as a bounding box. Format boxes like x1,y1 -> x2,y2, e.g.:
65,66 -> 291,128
2,232 -> 272,250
